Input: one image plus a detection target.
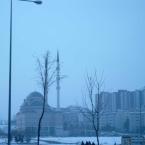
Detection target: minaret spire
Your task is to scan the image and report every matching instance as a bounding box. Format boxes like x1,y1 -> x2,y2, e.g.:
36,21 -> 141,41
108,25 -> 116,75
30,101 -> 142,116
56,50 -> 60,109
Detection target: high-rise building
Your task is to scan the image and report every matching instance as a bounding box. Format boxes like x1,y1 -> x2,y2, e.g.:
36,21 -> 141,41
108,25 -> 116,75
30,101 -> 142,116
99,89 -> 145,112
96,88 -> 145,133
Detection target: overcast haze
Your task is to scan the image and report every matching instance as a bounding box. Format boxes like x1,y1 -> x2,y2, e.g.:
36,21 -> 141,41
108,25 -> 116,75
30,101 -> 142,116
0,0 -> 145,119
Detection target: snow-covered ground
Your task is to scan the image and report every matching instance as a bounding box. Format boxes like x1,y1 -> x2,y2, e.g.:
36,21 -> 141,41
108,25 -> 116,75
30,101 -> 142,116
0,138 -> 7,143
40,137 -> 121,145
0,137 -> 121,145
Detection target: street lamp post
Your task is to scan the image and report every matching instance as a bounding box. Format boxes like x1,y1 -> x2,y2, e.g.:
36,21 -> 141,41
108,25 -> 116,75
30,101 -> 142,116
8,1 -> 12,145
8,1 -> 42,145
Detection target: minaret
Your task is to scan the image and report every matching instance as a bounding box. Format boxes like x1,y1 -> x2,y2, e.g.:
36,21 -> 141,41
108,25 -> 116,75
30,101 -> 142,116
56,51 -> 60,109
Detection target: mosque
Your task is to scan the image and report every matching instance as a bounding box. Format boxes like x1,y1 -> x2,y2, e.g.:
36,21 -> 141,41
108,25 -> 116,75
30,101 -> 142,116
16,91 -> 93,137
16,52 -> 93,137
16,91 -> 64,136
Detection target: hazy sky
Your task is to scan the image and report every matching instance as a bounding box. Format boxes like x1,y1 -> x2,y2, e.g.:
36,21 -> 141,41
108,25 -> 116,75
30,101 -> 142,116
0,0 -> 145,119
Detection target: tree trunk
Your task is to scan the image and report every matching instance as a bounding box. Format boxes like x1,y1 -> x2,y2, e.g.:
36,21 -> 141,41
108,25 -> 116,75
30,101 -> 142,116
93,119 -> 99,145
37,90 -> 46,145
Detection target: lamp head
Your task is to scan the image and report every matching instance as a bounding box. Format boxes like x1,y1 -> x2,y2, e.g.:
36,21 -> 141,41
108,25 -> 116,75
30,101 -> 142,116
19,0 -> 42,5
33,0 -> 42,4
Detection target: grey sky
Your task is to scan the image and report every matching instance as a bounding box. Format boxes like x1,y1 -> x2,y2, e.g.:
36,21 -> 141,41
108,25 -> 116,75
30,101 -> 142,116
0,0 -> 145,119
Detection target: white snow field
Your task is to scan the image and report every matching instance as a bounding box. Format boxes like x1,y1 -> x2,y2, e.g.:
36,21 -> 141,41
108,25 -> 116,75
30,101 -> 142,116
0,138 -> 7,144
0,137 -> 121,145
40,137 -> 121,145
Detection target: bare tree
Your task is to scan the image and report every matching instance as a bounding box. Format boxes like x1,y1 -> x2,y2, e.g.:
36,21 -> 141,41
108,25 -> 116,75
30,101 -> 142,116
37,51 -> 56,145
82,72 -> 104,145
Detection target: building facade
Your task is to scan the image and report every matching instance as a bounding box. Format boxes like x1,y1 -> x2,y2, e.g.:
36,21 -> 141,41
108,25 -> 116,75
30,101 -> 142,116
16,92 -> 64,136
99,88 -> 145,133
16,92 -> 94,137
16,88 -> 145,136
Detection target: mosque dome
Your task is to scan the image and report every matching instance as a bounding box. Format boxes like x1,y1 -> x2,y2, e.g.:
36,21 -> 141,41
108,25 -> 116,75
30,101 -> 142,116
26,91 -> 44,106
19,91 -> 51,113
20,91 -> 44,111
28,91 -> 43,98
